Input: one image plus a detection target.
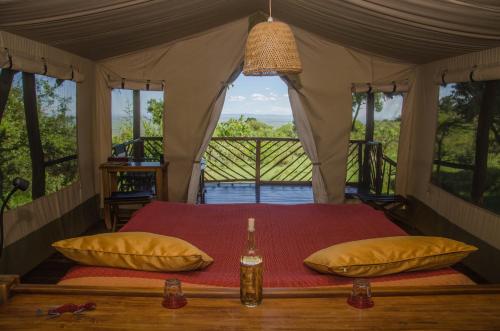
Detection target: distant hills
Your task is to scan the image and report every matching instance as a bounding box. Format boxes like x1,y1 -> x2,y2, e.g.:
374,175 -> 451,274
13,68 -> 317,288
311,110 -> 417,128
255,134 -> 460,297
219,113 -> 293,127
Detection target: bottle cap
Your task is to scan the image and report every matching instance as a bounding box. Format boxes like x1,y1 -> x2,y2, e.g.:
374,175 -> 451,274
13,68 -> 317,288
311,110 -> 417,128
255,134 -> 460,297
248,218 -> 255,232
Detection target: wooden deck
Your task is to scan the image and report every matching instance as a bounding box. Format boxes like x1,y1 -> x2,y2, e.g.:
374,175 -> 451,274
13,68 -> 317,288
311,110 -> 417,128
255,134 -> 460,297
203,183 -> 361,204
204,183 -> 314,204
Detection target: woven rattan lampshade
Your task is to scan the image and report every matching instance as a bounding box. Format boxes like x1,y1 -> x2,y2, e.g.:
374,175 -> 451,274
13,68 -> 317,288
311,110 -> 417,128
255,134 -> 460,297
243,19 -> 302,76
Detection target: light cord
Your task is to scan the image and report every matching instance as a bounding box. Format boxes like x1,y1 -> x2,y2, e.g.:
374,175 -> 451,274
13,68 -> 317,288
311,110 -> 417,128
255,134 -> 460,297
268,0 -> 273,22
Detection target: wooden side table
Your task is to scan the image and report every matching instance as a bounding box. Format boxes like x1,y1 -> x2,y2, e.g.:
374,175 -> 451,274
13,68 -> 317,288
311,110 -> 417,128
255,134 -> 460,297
100,161 -> 168,229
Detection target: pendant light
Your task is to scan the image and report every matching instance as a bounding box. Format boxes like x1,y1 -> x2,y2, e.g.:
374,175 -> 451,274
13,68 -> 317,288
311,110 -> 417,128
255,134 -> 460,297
243,0 -> 302,76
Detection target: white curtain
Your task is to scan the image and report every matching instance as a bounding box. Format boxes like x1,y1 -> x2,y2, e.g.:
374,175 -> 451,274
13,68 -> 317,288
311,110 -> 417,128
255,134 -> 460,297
287,86 -> 328,203
186,88 -> 228,203
186,66 -> 243,203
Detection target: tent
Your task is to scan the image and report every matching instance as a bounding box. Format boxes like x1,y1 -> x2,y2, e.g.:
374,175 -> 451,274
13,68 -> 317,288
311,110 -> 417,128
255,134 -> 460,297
1,0 -> 500,276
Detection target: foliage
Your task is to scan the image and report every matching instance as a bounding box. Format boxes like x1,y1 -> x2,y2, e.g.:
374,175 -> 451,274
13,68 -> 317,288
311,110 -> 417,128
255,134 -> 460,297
350,91 -> 404,163
144,99 -> 163,136
351,92 -> 383,131
0,73 -> 77,208
350,119 -> 401,162
206,116 -> 306,183
112,97 -> 163,144
213,115 -> 297,138
432,82 -> 500,214
112,103 -> 133,144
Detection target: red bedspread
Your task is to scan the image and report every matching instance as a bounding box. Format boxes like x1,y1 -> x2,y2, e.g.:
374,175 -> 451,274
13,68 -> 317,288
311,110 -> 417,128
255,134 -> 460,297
62,202 -> 459,287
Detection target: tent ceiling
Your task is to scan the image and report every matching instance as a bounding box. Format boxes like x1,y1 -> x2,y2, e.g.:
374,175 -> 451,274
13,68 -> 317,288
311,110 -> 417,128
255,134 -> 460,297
1,0 -> 500,63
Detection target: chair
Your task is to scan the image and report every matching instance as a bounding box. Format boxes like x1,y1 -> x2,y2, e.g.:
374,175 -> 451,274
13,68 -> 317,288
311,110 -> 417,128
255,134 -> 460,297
354,192 -> 408,213
104,191 -> 153,232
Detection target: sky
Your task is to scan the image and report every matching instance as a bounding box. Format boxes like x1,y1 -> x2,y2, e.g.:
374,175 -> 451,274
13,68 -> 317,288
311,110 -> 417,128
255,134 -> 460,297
440,84 -> 455,98
222,74 -> 403,123
223,75 -> 292,116
110,73 -> 404,124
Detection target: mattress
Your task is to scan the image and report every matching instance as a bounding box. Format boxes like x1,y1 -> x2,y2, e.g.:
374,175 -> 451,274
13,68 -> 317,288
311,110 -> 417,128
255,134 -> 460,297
60,201 -> 474,288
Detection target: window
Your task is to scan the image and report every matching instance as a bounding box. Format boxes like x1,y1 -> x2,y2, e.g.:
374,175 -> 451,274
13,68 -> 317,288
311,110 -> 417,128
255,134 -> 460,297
350,92 -> 403,162
37,75 -> 78,195
111,89 -> 164,144
111,89 -> 164,161
349,91 -> 403,194
0,70 -> 78,208
432,80 -> 500,214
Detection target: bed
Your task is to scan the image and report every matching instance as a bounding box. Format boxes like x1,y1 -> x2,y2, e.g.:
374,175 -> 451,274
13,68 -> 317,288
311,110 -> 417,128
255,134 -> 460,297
59,201 -> 473,288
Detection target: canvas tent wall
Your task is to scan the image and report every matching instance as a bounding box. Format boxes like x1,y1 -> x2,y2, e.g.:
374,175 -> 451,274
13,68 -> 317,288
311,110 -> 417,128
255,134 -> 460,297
401,45 -> 500,253
95,18 -> 413,205
0,31 -> 98,274
0,0 -> 500,275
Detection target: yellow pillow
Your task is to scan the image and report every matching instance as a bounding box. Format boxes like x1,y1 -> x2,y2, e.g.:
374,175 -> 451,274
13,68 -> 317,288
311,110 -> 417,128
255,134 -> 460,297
304,236 -> 477,277
52,232 -> 213,272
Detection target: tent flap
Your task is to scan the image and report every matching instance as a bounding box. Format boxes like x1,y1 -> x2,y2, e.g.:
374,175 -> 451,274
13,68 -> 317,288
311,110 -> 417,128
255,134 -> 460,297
107,78 -> 164,91
0,48 -> 85,82
351,81 -> 409,93
436,63 -> 500,84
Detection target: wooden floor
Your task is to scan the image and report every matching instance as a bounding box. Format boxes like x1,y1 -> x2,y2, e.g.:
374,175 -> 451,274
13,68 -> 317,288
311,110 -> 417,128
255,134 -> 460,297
204,183 -> 314,204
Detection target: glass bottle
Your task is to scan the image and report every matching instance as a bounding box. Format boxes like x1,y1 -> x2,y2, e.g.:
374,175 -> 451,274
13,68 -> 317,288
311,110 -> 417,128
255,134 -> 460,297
240,218 -> 263,307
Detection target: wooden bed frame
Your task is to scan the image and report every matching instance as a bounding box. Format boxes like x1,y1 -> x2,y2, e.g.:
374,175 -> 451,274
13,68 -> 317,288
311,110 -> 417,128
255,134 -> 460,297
2,275 -> 500,330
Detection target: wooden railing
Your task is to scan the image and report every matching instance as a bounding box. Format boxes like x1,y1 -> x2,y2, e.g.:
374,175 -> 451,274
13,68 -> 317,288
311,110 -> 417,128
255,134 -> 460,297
204,137 -> 312,184
343,140 -> 398,195
381,154 -> 398,195
346,140 -> 365,187
204,137 -> 398,197
112,137 -> 398,197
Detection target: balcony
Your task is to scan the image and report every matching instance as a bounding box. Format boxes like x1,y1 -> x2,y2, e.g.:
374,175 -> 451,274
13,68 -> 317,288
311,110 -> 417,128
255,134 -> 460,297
112,137 -> 397,203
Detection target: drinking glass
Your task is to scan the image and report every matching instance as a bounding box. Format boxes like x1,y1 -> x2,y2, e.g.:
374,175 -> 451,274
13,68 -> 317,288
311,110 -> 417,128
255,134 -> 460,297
162,279 -> 187,309
347,278 -> 374,309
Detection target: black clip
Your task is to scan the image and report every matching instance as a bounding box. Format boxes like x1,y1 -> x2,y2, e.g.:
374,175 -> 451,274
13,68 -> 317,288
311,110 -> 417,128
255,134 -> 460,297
469,66 -> 477,82
441,70 -> 447,86
5,48 -> 13,70
42,57 -> 48,75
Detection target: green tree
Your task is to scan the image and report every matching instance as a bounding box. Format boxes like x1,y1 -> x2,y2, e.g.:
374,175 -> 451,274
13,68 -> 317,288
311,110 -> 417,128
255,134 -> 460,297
112,97 -> 164,144
144,98 -> 163,137
213,115 -> 297,138
0,73 -> 78,208
351,92 -> 383,132
374,120 -> 401,161
433,81 -> 500,212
